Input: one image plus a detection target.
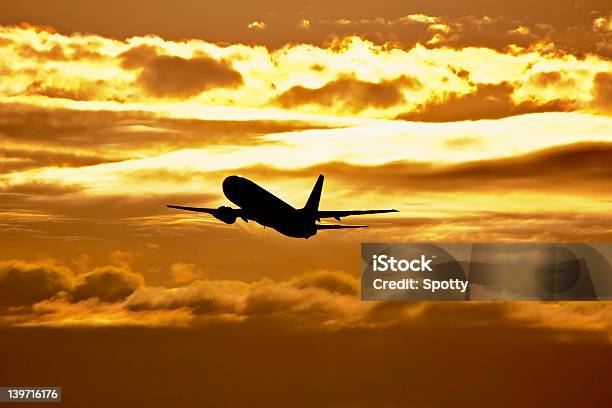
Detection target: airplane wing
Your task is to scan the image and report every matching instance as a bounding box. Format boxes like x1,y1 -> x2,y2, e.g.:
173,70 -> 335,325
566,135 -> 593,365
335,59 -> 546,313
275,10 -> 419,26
167,205 -> 245,224
317,209 -> 398,220
316,224 -> 368,230
167,205 -> 219,214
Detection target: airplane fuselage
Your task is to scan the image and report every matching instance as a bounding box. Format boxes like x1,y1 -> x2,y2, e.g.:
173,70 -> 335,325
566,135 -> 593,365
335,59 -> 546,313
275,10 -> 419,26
222,176 -> 317,238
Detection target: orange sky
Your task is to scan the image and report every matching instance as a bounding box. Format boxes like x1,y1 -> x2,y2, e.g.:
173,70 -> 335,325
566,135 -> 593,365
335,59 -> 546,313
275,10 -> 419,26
0,2 -> 611,405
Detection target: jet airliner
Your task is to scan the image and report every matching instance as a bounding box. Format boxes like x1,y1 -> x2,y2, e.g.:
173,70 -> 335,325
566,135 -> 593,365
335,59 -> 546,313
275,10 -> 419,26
167,175 -> 397,238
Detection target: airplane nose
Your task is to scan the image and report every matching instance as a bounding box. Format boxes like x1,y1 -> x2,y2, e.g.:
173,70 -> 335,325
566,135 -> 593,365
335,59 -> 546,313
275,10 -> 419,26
223,175 -> 240,187
222,175 -> 242,198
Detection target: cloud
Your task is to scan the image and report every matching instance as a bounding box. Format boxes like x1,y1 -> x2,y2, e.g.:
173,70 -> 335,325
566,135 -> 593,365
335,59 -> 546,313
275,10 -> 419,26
0,260 -> 72,306
1,254 -> 612,361
317,13 -> 608,57
72,265 -> 144,302
508,25 -> 532,36
126,280 -> 247,314
118,44 -> 160,70
0,258 -> 143,307
397,82 -> 576,122
17,43 -> 67,61
297,19 -> 311,30
17,42 -> 104,62
247,21 -> 267,30
1,256 -> 612,350
109,250 -> 135,269
0,146 -> 119,172
1,24 -> 609,115
528,71 -> 576,89
247,142 -> 612,195
170,262 -> 202,285
593,13 -> 612,33
274,75 -> 421,112
0,257 -> 365,327
442,136 -> 482,149
126,270 -> 362,324
25,81 -> 103,101
136,54 -> 244,97
25,79 -> 111,102
0,189 -> 217,220
591,72 -> 612,112
414,141 -> 612,193
289,270 -> 358,295
398,14 -> 439,24
0,181 -> 82,196
0,103 -> 339,154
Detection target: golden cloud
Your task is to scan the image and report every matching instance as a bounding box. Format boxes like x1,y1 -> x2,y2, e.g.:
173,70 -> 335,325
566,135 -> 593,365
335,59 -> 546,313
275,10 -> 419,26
397,82 -> 577,122
0,24 -> 609,117
274,75 -> 421,112
592,72 -> 612,112
1,256 -> 611,347
25,79 -> 108,101
137,55 -> 244,98
72,265 -> 144,302
0,259 -> 143,307
0,146 -> 118,172
0,103 -> 341,163
118,44 -> 161,70
0,259 -> 369,328
0,260 -> 72,307
247,21 -> 267,30
214,142 -> 612,197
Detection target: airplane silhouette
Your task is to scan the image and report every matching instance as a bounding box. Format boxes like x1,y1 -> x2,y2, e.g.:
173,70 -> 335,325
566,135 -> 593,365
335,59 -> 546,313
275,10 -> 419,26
167,175 -> 398,238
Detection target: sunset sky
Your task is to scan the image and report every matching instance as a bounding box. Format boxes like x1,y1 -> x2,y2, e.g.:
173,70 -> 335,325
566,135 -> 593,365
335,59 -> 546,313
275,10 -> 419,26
0,1 -> 611,406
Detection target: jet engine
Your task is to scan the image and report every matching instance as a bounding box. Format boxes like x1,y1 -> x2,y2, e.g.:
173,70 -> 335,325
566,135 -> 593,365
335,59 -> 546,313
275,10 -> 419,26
213,206 -> 237,224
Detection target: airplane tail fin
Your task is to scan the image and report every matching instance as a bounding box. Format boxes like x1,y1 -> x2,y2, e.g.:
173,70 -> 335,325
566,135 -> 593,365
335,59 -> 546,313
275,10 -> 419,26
304,174 -> 324,213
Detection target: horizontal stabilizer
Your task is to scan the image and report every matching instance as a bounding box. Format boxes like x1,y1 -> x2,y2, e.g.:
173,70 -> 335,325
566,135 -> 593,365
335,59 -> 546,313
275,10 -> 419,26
316,224 -> 368,230
317,209 -> 398,220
